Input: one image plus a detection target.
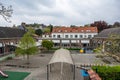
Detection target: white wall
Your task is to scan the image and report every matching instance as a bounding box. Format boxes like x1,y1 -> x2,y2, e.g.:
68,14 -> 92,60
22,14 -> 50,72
51,32 -> 97,44
51,33 -> 97,38
41,32 -> 97,44
0,43 -> 2,47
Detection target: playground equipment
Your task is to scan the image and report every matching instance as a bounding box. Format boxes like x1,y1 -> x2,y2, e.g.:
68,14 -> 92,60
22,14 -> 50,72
80,48 -> 85,53
0,70 -> 8,77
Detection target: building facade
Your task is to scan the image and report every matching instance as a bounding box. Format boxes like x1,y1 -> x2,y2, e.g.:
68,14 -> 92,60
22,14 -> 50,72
0,27 -> 25,55
40,27 -> 98,48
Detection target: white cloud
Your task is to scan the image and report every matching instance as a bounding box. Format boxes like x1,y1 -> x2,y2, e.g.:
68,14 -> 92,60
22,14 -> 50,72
0,0 -> 120,26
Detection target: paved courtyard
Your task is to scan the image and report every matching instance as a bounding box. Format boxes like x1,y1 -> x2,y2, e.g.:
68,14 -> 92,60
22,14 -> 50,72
0,51 -> 119,80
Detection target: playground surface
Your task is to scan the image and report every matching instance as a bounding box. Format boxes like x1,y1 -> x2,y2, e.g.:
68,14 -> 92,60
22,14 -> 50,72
0,71 -> 30,80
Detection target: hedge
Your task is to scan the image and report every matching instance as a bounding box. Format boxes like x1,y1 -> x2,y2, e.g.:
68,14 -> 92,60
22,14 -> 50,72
92,66 -> 120,80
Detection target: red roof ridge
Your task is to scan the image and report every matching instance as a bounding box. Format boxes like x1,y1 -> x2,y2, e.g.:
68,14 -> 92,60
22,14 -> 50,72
52,27 -> 98,33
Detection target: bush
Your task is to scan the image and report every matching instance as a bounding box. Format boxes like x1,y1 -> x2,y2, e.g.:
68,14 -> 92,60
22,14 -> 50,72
93,49 -> 101,53
42,40 -> 53,50
6,56 -> 13,60
96,55 -> 103,58
51,48 -> 81,50
66,48 -> 81,50
92,66 -> 120,80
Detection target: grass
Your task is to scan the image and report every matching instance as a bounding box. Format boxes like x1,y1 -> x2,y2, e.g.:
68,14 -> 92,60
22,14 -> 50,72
0,71 -> 30,80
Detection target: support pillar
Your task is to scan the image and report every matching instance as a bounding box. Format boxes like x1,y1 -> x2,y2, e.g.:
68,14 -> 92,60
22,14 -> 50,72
79,40 -> 82,48
73,65 -> 75,80
47,65 -> 49,80
102,41 -> 105,53
60,39 -> 62,48
70,40 -> 71,48
50,64 -> 51,72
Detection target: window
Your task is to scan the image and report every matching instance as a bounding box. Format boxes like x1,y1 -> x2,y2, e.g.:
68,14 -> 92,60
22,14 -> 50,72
75,35 -> 78,38
76,30 -> 78,32
81,30 -> 84,32
79,35 -> 83,38
65,30 -> 67,32
86,30 -> 91,32
45,35 -> 46,37
57,35 -> 61,38
70,35 -> 73,38
58,30 -> 61,32
88,35 -> 92,38
84,35 -> 87,38
53,35 -> 56,38
65,35 -> 68,38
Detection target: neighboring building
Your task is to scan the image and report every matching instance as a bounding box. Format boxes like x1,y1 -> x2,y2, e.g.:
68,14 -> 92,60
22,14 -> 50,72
52,27 -> 97,39
42,33 -> 51,38
34,24 -> 47,30
18,22 -> 27,31
40,27 -> 98,48
92,27 -> 120,52
0,27 -> 25,54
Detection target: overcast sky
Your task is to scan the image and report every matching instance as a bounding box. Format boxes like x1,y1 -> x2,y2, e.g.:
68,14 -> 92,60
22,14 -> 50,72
0,0 -> 120,26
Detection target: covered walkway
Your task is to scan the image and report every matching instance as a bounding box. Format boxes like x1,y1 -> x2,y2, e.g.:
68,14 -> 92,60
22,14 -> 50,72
47,48 -> 75,80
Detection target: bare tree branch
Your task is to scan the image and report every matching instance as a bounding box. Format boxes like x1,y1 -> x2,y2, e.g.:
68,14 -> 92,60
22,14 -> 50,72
0,2 -> 13,22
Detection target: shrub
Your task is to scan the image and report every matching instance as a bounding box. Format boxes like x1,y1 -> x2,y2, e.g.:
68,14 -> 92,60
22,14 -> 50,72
6,56 -> 13,60
92,66 -> 120,80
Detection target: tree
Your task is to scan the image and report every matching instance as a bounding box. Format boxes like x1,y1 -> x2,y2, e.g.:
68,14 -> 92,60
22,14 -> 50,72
70,25 -> 76,27
43,27 -> 50,33
15,29 -> 38,64
48,24 -> 53,32
35,29 -> 43,36
113,22 -> 120,27
0,2 -> 13,22
84,24 -> 90,27
42,40 -> 53,50
90,21 -> 108,32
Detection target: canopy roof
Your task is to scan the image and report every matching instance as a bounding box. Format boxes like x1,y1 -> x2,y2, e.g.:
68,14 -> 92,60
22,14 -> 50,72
94,27 -> 120,38
48,48 -> 74,65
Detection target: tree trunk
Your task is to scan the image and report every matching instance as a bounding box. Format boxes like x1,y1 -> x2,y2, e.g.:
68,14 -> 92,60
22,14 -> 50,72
26,54 -> 30,64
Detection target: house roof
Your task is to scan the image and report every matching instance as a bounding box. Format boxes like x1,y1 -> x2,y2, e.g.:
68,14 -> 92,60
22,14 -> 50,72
48,48 -> 74,65
0,27 -> 26,38
94,27 -> 120,38
52,27 -> 98,33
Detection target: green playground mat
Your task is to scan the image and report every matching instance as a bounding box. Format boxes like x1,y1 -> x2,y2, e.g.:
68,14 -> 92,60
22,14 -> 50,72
0,71 -> 30,80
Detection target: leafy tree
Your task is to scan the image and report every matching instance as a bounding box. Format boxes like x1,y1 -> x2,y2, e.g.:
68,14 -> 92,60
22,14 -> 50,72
35,29 -> 43,36
29,27 -> 35,34
15,29 -> 38,64
84,24 -> 90,27
48,24 -> 53,32
90,21 -> 108,32
42,40 -> 53,50
113,22 -> 120,27
43,27 -> 50,33
70,25 -> 76,27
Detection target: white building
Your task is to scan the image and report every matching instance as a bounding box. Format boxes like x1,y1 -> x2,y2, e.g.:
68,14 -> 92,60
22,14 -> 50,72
51,27 -> 98,48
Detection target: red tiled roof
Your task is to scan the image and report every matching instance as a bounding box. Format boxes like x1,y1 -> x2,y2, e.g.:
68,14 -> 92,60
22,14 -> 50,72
52,27 -> 98,33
